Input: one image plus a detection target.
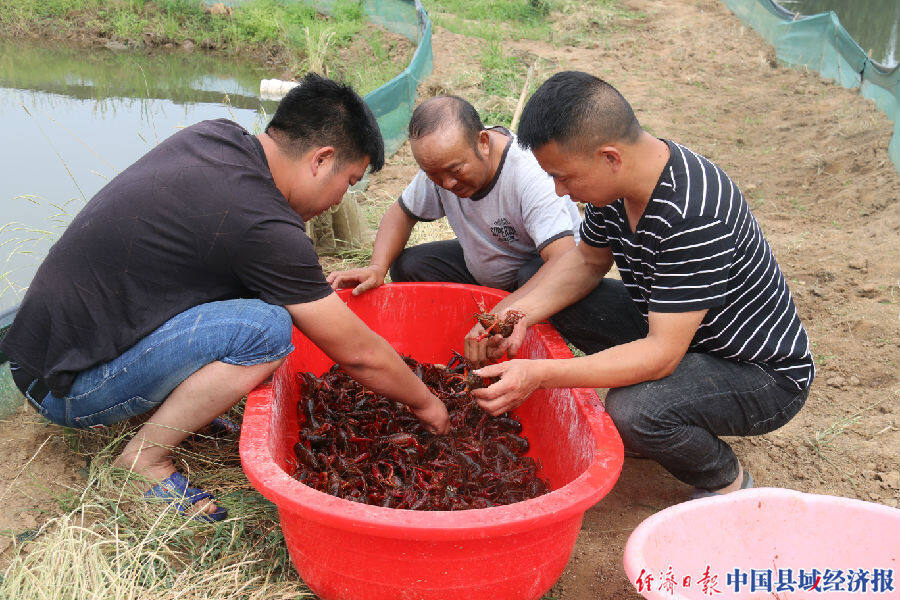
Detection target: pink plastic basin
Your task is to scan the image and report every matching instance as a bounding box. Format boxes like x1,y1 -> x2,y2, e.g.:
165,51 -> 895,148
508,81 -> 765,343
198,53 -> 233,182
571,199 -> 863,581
624,488 -> 900,599
240,283 -> 623,600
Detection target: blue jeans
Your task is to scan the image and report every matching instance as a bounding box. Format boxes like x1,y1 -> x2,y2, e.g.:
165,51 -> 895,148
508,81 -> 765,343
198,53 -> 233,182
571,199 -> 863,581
516,261 -> 809,490
23,299 -> 292,429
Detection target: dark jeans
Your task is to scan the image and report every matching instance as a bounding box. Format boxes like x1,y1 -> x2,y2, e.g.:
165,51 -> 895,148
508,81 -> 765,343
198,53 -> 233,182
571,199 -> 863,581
390,239 -> 482,287
517,260 -> 809,490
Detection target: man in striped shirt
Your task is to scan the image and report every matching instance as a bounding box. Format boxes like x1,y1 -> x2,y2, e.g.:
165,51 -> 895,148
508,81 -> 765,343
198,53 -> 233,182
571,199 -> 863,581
468,71 -> 814,498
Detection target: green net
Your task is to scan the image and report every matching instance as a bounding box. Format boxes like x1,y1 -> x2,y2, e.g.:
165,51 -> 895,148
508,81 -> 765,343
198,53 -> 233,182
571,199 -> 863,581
362,0 -> 433,156
263,0 -> 433,156
723,0 -> 900,175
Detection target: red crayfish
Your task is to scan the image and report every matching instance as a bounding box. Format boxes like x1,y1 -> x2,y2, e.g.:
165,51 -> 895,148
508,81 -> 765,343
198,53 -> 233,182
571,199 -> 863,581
291,354 -> 549,510
474,309 -> 525,340
472,296 -> 525,341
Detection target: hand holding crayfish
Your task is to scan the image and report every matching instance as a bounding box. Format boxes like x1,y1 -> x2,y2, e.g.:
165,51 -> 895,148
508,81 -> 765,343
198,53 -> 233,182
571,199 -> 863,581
471,359 -> 545,416
464,306 -> 529,367
410,397 -> 451,434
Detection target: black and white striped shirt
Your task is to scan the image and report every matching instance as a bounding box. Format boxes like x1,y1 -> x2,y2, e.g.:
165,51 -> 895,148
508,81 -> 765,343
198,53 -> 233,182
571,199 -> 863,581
580,140 -> 814,391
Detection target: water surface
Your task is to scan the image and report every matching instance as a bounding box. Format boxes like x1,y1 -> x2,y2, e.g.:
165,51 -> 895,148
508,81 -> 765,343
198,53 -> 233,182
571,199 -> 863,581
0,39 -> 279,314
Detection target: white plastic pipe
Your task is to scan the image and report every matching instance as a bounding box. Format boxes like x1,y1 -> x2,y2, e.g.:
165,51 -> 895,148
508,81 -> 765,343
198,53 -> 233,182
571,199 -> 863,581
260,78 -> 300,101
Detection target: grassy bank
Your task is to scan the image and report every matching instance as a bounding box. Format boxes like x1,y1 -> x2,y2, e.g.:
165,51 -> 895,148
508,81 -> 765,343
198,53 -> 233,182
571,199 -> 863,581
0,0 -> 412,93
428,0 -> 640,44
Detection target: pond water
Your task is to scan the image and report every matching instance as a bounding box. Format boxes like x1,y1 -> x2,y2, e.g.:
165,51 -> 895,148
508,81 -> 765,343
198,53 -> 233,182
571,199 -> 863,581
0,39 -> 280,314
776,0 -> 899,68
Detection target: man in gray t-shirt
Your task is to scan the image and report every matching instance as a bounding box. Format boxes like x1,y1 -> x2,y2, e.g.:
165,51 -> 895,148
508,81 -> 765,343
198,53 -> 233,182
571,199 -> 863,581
327,95 -> 580,296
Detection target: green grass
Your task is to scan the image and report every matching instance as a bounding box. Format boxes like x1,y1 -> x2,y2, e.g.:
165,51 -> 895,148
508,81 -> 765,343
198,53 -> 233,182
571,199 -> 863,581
429,0 -> 642,45
430,0 -> 552,24
473,39 -> 528,126
480,39 -> 525,97
428,0 -> 553,41
0,0 -> 409,94
330,27 -> 412,94
1,0 -> 339,47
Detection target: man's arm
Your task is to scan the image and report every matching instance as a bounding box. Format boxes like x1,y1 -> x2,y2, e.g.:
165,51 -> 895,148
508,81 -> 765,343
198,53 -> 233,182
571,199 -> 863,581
500,235 -> 575,310
326,201 -> 417,295
472,308 -> 707,416
511,242 -> 614,325
286,293 -> 449,432
464,242 -> 614,364
463,235 -> 575,364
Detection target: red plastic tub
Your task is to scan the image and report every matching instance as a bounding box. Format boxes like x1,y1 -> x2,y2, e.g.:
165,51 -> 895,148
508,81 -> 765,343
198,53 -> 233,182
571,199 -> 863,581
240,283 -> 623,600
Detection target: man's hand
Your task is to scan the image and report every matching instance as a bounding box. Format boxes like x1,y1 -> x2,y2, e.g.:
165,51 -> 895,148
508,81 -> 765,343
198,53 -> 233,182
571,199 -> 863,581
492,315 -> 528,360
326,265 -> 387,296
410,396 -> 450,434
464,309 -> 529,366
464,322 -> 502,367
287,293 -> 450,434
470,359 -> 542,416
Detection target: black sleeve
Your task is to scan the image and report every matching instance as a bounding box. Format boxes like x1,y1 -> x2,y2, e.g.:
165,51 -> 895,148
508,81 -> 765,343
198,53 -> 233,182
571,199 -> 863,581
231,219 -> 334,306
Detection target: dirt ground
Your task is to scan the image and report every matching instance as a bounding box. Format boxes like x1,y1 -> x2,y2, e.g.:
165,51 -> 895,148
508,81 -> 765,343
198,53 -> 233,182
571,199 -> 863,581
0,0 -> 898,597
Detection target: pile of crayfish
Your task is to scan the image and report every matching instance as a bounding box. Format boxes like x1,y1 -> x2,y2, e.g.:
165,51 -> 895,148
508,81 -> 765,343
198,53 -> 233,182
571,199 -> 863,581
292,353 -> 549,510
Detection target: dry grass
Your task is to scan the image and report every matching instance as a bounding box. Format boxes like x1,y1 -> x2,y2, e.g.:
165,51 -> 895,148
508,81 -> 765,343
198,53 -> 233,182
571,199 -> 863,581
0,408 -> 311,600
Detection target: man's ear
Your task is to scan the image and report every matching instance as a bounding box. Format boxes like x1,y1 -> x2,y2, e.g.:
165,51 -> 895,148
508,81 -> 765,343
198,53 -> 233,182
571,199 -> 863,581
477,130 -> 491,158
596,145 -> 623,172
310,146 -> 336,176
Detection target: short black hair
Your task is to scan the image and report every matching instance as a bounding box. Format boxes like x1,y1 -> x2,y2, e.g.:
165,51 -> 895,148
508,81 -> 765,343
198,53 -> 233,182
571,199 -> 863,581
265,73 -> 385,172
518,71 -> 642,154
409,95 -> 484,149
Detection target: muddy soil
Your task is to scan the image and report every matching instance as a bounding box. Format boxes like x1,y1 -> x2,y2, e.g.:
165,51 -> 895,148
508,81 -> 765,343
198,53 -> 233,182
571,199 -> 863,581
0,0 -> 897,598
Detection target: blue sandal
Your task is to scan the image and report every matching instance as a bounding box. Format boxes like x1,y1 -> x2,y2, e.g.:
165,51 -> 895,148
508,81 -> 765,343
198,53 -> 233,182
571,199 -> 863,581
145,471 -> 228,522
207,416 -> 240,437
188,417 -> 241,441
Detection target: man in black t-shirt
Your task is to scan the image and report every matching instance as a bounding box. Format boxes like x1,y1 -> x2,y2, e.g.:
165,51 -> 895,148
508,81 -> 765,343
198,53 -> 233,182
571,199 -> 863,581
1,74 -> 449,521
467,72 -> 812,499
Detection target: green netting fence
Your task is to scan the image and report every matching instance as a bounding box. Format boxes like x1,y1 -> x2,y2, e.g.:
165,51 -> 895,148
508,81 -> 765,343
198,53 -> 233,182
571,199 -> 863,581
0,0 -> 433,414
363,0 -> 432,155
723,0 -> 900,176
270,0 -> 433,156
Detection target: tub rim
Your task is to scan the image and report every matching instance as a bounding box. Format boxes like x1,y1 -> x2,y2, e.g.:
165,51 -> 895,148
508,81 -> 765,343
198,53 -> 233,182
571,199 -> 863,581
239,282 -> 624,540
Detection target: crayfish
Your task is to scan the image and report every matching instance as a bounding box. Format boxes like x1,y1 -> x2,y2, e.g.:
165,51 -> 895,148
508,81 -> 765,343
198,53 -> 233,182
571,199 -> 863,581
472,296 -> 525,341
291,355 -> 549,510
474,309 -> 525,340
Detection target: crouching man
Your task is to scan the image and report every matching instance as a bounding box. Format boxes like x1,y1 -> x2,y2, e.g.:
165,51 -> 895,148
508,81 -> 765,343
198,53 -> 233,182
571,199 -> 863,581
469,72 -> 813,499
2,74 -> 449,521
327,95 -> 581,304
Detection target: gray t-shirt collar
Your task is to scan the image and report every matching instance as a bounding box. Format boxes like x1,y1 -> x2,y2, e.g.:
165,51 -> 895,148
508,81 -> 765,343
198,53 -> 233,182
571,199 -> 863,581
470,126 -> 514,201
